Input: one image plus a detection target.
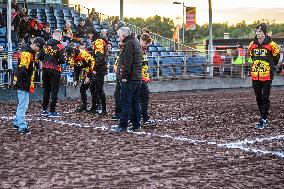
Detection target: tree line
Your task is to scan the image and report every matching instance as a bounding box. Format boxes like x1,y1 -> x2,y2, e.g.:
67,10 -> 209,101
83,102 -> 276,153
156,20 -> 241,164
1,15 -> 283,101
124,16 -> 284,44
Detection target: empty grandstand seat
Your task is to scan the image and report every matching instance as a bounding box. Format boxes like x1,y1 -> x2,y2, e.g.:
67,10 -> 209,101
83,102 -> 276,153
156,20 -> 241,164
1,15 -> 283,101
177,52 -> 185,56
165,47 -> 174,51
36,8 -> 45,13
0,28 -> 5,37
172,57 -> 183,64
148,46 -> 157,52
153,42 -> 161,47
169,52 -> 178,56
160,52 -> 169,57
187,56 -> 206,75
0,37 -> 5,43
151,52 -> 159,57
148,58 -> 157,77
157,47 -> 165,52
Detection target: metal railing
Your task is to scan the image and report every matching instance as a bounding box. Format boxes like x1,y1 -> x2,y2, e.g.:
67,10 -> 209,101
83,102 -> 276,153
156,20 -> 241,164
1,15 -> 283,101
124,22 -> 194,52
1,50 -> 283,88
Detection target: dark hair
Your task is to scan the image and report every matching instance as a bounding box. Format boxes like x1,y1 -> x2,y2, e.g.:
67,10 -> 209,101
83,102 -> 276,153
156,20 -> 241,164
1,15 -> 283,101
140,33 -> 152,44
256,23 -> 267,34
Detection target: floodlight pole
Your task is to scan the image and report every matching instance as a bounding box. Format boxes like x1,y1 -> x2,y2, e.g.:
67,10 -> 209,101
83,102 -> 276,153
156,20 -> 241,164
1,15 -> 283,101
208,0 -> 213,76
7,0 -> 12,70
173,2 -> 185,44
120,0 -> 124,21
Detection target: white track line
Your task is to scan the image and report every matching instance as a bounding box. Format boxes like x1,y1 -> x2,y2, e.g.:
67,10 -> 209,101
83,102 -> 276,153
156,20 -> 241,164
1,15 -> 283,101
218,144 -> 284,158
1,116 -> 283,158
222,135 -> 284,146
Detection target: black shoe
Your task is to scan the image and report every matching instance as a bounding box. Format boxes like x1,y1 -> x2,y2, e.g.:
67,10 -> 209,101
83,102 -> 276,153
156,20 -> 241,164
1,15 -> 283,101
256,118 -> 269,129
110,125 -> 127,133
127,126 -> 142,133
18,127 -> 31,135
110,115 -> 120,121
75,107 -> 87,112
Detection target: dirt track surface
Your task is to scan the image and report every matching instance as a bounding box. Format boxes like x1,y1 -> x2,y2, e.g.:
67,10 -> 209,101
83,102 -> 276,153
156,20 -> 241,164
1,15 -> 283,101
0,88 -> 284,188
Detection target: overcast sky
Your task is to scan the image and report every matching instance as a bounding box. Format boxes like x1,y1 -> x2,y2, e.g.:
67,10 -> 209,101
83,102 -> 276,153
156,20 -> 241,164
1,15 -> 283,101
71,0 -> 284,25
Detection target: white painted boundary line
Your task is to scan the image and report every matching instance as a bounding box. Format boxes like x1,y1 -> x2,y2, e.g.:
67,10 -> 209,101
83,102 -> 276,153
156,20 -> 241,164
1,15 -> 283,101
218,144 -> 284,158
1,116 -> 284,158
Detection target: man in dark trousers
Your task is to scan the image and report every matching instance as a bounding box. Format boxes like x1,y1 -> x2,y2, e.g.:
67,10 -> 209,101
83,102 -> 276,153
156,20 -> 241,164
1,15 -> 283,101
38,29 -> 65,117
89,31 -> 108,115
66,47 -> 95,112
111,27 -> 143,133
248,23 -> 280,129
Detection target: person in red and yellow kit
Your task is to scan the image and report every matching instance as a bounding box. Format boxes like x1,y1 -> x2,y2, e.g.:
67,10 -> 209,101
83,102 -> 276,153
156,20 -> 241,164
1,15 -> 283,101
66,47 -> 95,112
139,33 -> 156,126
249,23 -> 280,129
90,32 -> 108,115
13,37 -> 45,135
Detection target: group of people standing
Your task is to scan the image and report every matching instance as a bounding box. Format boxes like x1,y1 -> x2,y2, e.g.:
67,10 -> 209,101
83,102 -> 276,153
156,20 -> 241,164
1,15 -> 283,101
12,24 -> 156,135
12,22 -> 280,135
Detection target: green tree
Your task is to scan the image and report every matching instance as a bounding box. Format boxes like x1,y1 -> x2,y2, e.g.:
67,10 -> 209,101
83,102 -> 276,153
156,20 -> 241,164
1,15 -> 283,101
124,15 -> 175,38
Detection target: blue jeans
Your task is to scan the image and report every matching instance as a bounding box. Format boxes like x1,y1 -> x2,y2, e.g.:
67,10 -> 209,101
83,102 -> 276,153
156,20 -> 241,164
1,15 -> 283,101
13,90 -> 30,129
119,81 -> 141,128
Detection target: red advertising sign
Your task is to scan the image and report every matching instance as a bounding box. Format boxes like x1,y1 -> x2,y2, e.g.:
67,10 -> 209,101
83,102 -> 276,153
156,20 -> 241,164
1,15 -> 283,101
186,7 -> 196,30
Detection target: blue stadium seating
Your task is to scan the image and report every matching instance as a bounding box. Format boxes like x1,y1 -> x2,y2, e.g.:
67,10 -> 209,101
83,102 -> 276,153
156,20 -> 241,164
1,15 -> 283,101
187,56 -> 206,75
160,52 -> 169,56
169,52 -> 178,56
153,42 -> 161,47
0,28 -> 5,37
148,46 -> 157,52
165,47 -> 174,51
157,47 -> 165,52
151,52 -> 159,57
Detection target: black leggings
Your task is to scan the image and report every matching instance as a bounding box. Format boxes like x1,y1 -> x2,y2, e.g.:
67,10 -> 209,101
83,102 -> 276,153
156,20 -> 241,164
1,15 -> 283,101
252,80 -> 272,118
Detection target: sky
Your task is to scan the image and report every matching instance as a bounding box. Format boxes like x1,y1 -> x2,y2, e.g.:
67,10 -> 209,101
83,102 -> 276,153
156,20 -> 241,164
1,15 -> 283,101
70,0 -> 284,25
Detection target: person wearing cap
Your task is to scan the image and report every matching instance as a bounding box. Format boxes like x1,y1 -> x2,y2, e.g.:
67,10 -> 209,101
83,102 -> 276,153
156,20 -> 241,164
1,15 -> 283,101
12,37 -> 46,135
248,23 -> 280,129
66,47 -> 95,112
37,29 -> 65,118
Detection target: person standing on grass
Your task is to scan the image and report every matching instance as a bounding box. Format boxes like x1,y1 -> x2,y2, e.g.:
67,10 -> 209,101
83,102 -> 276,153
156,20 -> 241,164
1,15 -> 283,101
13,37 -> 45,135
248,23 -> 280,129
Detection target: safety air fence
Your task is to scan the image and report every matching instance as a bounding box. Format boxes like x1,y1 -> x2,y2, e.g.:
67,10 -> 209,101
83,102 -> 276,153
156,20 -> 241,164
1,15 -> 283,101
0,50 -> 283,89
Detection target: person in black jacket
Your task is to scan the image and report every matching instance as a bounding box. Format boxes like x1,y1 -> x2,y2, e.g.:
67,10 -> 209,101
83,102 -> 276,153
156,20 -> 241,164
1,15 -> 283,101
111,27 -> 143,133
76,18 -> 86,39
38,29 -> 65,118
13,37 -> 45,135
41,23 -> 52,42
66,47 -> 95,112
89,31 -> 108,115
248,23 -> 280,129
19,15 -> 31,44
